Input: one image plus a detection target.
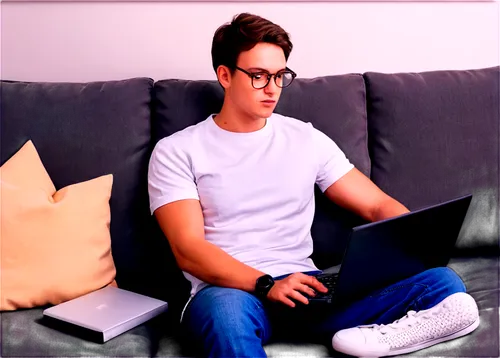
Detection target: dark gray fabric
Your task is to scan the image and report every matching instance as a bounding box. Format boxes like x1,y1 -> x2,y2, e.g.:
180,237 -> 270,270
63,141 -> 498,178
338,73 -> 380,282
364,67 -> 500,254
152,80 -> 224,143
0,78 -> 171,300
453,190 -> 500,257
153,75 -> 369,269
0,307 -> 186,358
1,307 -> 167,357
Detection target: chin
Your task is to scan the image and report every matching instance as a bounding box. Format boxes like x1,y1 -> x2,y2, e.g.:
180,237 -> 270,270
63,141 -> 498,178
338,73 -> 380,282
256,108 -> 275,119
244,106 -> 274,121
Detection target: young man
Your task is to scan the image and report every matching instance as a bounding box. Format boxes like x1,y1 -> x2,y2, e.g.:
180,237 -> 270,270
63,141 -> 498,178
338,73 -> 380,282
148,13 -> 479,358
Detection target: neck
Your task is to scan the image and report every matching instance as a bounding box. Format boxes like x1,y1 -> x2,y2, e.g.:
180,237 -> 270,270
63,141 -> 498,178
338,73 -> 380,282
214,98 -> 267,133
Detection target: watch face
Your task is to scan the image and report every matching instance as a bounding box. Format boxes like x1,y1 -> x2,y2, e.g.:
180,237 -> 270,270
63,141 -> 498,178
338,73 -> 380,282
260,276 -> 273,288
257,275 -> 274,295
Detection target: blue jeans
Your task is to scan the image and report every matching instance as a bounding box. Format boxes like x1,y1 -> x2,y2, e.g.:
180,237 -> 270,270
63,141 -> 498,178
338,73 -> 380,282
181,267 -> 466,357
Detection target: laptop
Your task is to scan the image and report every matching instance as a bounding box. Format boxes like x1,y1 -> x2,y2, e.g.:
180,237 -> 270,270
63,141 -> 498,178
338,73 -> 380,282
42,286 -> 168,343
306,194 -> 473,307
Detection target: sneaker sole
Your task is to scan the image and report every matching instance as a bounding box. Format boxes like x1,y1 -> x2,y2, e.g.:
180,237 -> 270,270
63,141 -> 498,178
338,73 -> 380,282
333,316 -> 480,358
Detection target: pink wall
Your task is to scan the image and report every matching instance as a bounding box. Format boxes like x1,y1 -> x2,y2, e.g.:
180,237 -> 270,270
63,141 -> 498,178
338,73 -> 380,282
1,2 -> 499,82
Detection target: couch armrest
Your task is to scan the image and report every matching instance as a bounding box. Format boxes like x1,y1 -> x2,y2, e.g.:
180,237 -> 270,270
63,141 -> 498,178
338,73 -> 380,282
453,190 -> 500,257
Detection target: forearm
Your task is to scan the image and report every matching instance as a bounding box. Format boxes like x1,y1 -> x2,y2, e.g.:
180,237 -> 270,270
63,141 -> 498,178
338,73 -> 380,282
175,240 -> 264,292
373,197 -> 410,222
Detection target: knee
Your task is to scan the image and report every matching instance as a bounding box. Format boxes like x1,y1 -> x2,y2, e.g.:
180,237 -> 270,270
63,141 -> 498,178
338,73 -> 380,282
408,267 -> 467,311
424,267 -> 466,293
184,287 -> 269,339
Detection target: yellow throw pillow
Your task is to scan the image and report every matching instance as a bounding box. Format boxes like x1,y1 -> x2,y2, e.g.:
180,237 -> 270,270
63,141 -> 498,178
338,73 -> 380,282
0,140 -> 117,311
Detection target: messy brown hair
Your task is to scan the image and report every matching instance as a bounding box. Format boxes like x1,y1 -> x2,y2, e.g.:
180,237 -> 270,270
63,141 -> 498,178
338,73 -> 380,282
211,13 -> 293,73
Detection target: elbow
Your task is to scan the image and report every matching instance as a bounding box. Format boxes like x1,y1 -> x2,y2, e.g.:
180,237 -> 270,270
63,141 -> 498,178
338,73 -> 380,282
176,257 -> 189,272
368,206 -> 381,223
169,244 -> 190,271
371,196 -> 410,222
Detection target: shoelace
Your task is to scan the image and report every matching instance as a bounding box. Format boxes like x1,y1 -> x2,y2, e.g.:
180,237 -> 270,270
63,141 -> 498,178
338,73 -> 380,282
376,311 -> 419,334
370,302 -> 450,335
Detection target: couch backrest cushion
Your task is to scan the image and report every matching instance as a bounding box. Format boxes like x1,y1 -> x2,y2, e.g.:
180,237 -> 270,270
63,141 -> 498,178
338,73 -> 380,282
153,74 -> 369,269
0,78 -> 162,295
364,66 -> 499,255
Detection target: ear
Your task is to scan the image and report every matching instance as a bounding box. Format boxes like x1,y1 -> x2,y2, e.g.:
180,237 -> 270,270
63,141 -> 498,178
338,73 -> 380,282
216,65 -> 232,90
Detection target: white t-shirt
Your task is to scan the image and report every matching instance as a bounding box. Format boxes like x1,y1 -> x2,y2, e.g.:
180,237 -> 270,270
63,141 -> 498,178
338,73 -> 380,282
148,113 -> 354,297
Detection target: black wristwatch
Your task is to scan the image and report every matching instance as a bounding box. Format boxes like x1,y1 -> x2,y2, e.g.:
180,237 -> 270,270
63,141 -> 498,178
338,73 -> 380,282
255,274 -> 275,299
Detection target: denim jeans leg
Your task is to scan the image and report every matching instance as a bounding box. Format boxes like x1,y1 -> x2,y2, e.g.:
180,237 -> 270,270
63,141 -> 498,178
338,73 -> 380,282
181,286 -> 272,357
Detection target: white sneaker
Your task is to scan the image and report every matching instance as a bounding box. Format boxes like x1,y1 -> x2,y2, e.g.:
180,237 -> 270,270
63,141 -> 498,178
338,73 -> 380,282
332,292 -> 480,358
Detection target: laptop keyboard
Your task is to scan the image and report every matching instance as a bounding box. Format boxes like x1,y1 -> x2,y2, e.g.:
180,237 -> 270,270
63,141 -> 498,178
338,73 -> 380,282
316,273 -> 339,292
316,273 -> 339,295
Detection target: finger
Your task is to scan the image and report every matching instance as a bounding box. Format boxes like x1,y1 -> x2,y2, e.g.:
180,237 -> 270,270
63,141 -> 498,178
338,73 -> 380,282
279,295 -> 296,308
289,290 -> 309,305
295,273 -> 323,290
308,276 -> 328,293
291,273 -> 327,293
298,284 -> 316,297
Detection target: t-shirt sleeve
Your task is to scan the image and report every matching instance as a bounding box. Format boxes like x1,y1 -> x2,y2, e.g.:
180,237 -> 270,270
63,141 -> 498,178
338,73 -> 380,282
148,138 -> 199,215
311,124 -> 355,192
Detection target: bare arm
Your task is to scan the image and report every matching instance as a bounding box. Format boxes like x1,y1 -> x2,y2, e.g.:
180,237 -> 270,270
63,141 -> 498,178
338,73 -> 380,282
154,199 -> 264,293
154,198 -> 328,306
324,168 -> 410,222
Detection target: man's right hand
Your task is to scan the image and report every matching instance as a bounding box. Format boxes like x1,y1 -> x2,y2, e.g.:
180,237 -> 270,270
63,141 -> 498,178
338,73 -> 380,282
266,273 -> 328,307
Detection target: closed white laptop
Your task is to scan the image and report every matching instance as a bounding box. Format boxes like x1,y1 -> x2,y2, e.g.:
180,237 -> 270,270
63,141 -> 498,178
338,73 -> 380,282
43,286 -> 168,343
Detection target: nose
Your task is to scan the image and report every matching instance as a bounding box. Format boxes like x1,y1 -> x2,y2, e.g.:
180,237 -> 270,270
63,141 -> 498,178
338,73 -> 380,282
264,76 -> 279,94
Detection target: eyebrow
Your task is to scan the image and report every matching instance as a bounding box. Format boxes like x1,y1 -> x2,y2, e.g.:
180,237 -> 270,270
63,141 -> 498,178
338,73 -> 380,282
247,67 -> 287,72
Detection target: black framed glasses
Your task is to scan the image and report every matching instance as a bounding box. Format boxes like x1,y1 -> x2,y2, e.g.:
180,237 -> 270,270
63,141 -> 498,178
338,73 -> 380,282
235,67 -> 297,89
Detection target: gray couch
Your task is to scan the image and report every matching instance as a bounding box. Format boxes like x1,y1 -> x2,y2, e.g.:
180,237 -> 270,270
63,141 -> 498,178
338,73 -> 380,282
1,66 -> 499,357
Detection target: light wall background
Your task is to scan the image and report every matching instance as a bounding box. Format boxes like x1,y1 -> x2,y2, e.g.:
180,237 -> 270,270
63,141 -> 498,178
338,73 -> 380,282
1,1 -> 499,82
